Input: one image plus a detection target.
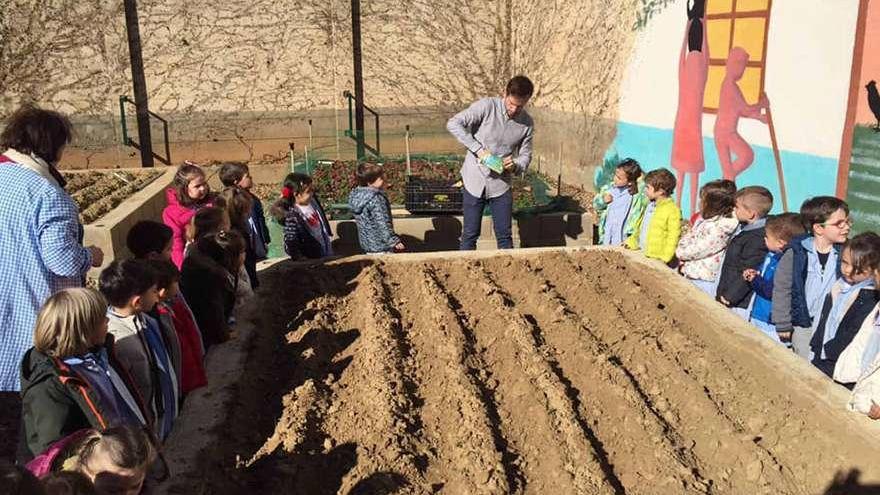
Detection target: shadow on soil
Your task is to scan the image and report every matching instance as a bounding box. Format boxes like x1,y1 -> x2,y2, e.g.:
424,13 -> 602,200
166,258 -> 376,493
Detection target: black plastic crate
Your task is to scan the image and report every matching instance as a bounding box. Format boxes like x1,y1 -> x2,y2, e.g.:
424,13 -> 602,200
404,176 -> 463,214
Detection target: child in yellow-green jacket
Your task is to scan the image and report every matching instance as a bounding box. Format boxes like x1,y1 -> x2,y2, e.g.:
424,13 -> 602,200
626,168 -> 682,264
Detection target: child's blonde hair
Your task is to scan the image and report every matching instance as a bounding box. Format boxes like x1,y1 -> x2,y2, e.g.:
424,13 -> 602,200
34,288 -> 107,358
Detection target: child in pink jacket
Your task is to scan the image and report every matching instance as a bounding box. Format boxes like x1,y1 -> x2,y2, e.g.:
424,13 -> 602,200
162,163 -> 215,268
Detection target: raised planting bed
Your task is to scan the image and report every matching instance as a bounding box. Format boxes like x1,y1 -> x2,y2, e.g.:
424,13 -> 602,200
250,157 -> 557,218
64,169 -> 164,224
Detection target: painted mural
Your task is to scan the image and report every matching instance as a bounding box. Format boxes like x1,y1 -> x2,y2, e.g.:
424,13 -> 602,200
842,0 -> 880,235
602,0 -> 876,226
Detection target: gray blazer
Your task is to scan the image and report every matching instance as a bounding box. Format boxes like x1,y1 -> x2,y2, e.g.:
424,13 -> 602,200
446,97 -> 534,198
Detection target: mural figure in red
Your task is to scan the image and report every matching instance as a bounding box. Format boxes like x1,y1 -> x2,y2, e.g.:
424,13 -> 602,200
671,0 -> 708,211
714,47 -> 770,181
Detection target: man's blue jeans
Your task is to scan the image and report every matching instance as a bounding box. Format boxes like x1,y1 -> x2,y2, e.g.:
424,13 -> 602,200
460,188 -> 513,250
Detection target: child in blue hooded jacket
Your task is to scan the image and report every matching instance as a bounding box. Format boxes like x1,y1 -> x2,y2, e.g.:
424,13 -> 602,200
348,163 -> 404,254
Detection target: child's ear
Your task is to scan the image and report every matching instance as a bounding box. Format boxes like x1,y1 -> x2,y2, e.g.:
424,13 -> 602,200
130,295 -> 142,311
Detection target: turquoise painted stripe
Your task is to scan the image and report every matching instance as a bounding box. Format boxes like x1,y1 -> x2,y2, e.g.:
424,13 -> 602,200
606,122 -> 838,216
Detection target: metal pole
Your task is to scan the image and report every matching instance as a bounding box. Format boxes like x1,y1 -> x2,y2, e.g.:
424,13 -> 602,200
289,142 -> 295,173
351,0 -> 366,161
405,125 -> 412,176
123,0 -> 154,167
308,119 -> 314,158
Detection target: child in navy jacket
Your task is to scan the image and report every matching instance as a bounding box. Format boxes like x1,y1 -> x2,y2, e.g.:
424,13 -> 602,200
743,213 -> 805,344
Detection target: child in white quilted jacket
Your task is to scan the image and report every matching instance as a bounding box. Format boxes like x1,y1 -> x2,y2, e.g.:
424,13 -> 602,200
675,180 -> 739,296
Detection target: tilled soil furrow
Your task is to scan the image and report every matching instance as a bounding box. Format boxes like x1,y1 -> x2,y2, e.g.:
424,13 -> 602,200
464,260 -> 621,495
440,262 -> 588,493
384,262 -> 523,493
482,256 -> 711,494
551,253 -> 801,493
568,253 -> 808,493
335,265 -> 430,492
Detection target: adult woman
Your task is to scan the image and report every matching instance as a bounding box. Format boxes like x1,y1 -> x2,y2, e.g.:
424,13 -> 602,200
0,104 -> 103,392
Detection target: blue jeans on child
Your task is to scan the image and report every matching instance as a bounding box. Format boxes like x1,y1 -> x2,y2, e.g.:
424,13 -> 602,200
461,188 -> 513,250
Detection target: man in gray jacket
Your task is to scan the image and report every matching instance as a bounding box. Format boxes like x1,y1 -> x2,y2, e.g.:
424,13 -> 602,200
447,76 -> 534,250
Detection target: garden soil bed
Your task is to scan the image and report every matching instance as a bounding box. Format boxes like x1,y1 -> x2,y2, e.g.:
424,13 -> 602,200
160,249 -> 880,494
65,169 -> 163,224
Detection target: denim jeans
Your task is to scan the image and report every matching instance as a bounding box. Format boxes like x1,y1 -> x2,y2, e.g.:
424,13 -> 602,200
460,188 -> 513,250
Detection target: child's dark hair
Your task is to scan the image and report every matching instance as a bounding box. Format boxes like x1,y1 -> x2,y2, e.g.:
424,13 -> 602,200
616,159 -> 643,195
506,75 -> 535,99
735,186 -> 774,217
126,220 -> 173,259
191,207 -> 229,242
0,460 -> 46,495
72,426 -> 157,477
700,179 -> 736,219
42,471 -> 96,495
843,232 -> 880,275
196,230 -> 246,274
765,213 -> 805,244
645,168 -> 676,196
173,164 -> 209,207
218,162 -> 249,188
800,196 -> 850,232
99,259 -> 157,308
219,186 -> 253,232
356,163 -> 384,187
271,173 -> 314,222
147,259 -> 180,291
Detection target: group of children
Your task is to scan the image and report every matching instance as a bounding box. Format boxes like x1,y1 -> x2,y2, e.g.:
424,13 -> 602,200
10,159 -> 409,493
595,159 -> 880,419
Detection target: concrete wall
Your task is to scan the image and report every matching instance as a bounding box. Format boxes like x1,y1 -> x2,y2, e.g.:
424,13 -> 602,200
325,211 -> 593,256
1,0 -> 642,189
83,167 -> 176,278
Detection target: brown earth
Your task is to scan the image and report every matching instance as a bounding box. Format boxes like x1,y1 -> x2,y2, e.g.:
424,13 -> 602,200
161,249 -> 880,494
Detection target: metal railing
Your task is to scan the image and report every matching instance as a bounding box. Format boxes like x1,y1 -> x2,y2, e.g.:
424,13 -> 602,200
118,95 -> 172,165
342,90 -> 380,159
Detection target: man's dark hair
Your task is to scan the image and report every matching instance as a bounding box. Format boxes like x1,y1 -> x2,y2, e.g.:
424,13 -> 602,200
645,168 -> 677,196
765,213 -> 805,244
147,259 -> 180,290
99,259 -> 157,308
844,232 -> 880,275
356,163 -> 384,187
800,196 -> 850,231
218,162 -> 249,187
506,75 -> 534,99
126,221 -> 173,259
0,104 -> 72,164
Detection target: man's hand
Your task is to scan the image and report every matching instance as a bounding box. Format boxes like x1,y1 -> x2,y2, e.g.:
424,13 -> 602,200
868,401 -> 880,420
477,149 -> 492,161
502,156 -> 515,172
742,269 -> 759,282
88,246 -> 104,267
603,193 -> 613,203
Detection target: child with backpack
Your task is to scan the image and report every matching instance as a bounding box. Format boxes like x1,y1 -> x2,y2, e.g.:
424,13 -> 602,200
626,168 -> 681,264
271,173 -> 334,259
593,159 -> 647,247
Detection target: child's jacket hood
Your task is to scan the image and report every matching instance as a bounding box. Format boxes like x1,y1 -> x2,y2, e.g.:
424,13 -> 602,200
348,187 -> 383,215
